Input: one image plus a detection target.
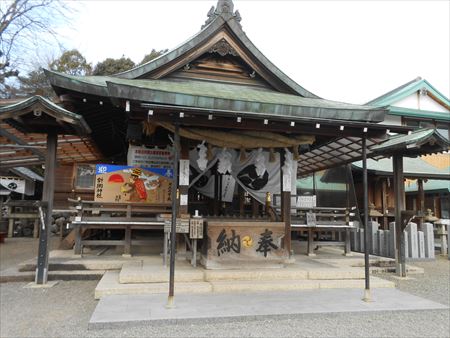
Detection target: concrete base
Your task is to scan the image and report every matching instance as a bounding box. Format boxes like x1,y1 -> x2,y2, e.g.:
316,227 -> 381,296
392,276 -> 416,281
89,289 -> 448,329
23,280 -> 59,288
95,270 -> 394,299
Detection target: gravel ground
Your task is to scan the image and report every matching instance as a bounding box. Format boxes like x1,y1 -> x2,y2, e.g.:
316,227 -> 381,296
378,258 -> 450,306
0,237 -> 59,272
0,239 -> 449,338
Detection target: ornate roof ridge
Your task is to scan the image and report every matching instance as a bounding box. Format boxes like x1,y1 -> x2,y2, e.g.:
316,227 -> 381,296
202,0 -> 241,29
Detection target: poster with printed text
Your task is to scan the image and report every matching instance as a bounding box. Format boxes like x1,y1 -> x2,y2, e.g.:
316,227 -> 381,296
94,164 -> 173,204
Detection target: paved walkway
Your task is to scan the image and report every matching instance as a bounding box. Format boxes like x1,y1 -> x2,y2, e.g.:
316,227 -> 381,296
89,288 -> 447,329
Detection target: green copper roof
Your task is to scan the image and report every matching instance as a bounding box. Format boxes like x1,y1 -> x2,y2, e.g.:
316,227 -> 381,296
367,77 -> 450,108
388,106 -> 450,122
405,179 -> 450,193
45,70 -> 388,122
106,78 -> 387,122
353,157 -> 450,179
297,173 -> 347,191
370,128 -> 449,155
0,95 -> 91,135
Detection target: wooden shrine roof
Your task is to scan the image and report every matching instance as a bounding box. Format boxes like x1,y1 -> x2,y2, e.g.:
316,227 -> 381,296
0,95 -> 91,135
45,71 -> 388,123
298,128 -> 450,177
0,121 -> 102,169
45,0 -> 391,125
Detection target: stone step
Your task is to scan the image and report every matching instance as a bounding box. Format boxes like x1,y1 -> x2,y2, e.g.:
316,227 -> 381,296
96,271 -> 212,299
204,268 -> 308,281
210,277 -> 394,293
18,256 -> 134,271
118,260 -> 366,284
95,271 -> 395,299
0,267 -> 105,283
119,263 -> 204,284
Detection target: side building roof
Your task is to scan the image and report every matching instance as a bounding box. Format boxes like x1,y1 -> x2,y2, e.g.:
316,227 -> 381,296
366,77 -> 450,122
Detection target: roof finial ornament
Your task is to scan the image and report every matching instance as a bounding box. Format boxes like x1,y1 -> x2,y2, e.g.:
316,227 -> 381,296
216,0 -> 234,14
202,0 -> 242,29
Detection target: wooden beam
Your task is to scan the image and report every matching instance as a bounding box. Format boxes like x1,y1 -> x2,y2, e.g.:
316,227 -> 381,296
36,132 -> 57,284
131,111 -> 388,138
0,127 -> 46,160
381,178 -> 388,229
280,150 -> 291,255
393,155 -> 406,277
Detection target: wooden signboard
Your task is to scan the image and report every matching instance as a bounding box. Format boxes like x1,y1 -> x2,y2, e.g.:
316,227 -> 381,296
94,164 -> 173,204
189,218 -> 204,239
306,212 -> 317,226
164,219 -> 190,234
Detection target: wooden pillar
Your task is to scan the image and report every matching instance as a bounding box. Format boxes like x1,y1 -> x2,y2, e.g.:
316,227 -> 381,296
36,132 -> 57,284
280,150 -> 292,256
417,179 -> 425,227
7,206 -> 13,237
362,137 -> 371,300
433,195 -> 440,218
213,170 -> 220,216
177,138 -> 190,258
33,218 -> 39,239
179,139 -> 189,215
251,197 -> 259,218
74,225 -> 82,255
239,185 -> 245,217
381,178 -> 388,228
123,225 -> 131,256
167,124 -> 179,307
393,154 -> 406,277
73,200 -> 83,255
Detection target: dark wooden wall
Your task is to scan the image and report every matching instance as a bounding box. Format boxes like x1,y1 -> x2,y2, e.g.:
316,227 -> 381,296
54,163 -> 94,209
355,175 -> 445,223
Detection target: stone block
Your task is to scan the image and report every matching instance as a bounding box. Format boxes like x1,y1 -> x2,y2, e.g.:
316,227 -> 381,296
384,230 -> 390,257
418,231 -> 425,258
351,230 -> 359,252
421,223 -> 435,259
406,222 -> 419,259
359,229 -> 364,252
403,230 -> 409,259
377,230 -> 385,257
389,222 -> 396,258
368,221 -> 380,254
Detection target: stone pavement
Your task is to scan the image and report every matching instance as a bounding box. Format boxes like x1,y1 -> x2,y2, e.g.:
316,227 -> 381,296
89,288 -> 447,329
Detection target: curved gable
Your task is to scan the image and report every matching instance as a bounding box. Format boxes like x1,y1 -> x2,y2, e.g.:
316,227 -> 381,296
113,0 -> 319,98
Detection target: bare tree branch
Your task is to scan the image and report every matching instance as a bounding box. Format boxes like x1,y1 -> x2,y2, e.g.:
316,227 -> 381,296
0,0 -> 72,97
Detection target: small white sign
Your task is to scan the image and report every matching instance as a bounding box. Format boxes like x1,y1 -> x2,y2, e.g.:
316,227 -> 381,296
180,194 -> 188,206
221,175 -> 236,202
282,174 -> 291,192
179,160 -> 190,186
127,145 -> 173,168
306,212 -> 317,226
297,195 -> 317,208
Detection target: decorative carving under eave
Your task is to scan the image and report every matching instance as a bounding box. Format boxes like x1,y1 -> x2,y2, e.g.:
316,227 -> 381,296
209,39 -> 238,56
201,0 -> 242,29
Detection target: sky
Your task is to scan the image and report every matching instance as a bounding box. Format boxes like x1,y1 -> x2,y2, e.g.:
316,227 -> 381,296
56,0 -> 449,105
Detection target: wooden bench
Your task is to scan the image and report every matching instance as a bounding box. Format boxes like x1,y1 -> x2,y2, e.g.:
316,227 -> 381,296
68,198 -> 169,255
291,206 -> 356,256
